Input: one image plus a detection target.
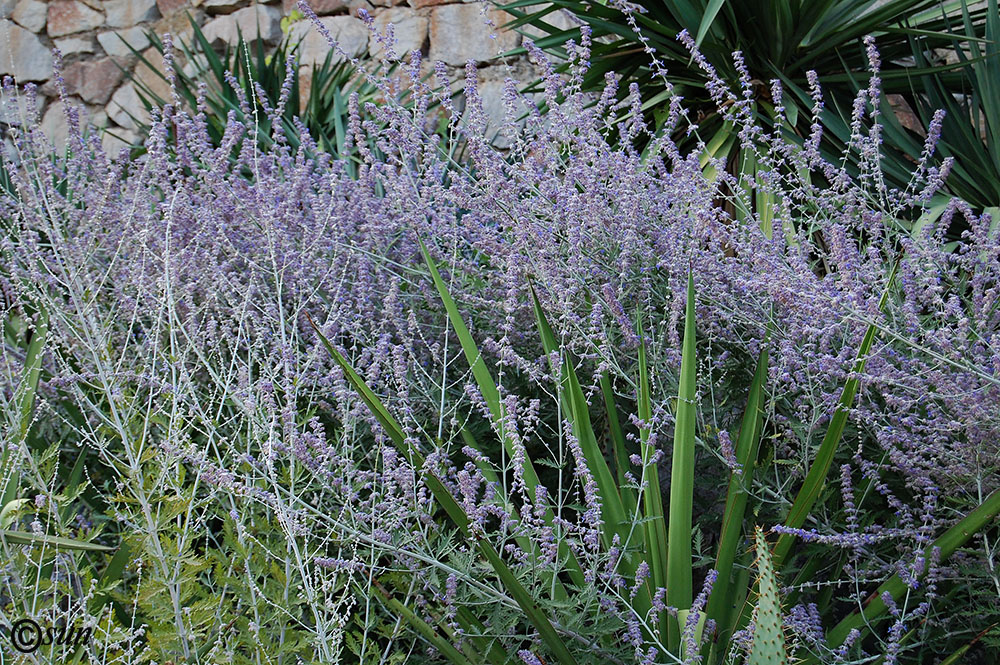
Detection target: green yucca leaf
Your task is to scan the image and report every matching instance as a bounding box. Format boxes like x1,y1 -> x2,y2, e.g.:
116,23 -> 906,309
128,12 -> 391,164
599,371 -> 637,517
478,541 -> 579,665
667,270 -> 697,649
0,307 -> 48,508
454,607 -> 510,665
747,528 -> 788,665
0,529 -> 114,552
937,623 -> 998,665
529,284 -> 653,638
59,541 -> 135,664
59,446 -> 89,524
678,609 -> 708,660
459,427 -> 502,489
308,317 -> 408,450
503,0 -> 994,208
694,0 -> 727,49
699,122 -> 737,179
0,499 -> 29,529
419,242 -> 541,490
734,146 -> 757,225
375,584 -> 475,665
529,283 -> 629,551
90,542 -> 132,609
780,550 -> 831,614
16,307 -> 47,440
704,342 -> 768,655
311,317 -> 580,665
818,488 -> 1000,657
419,241 -> 586,590
637,314 -> 670,641
458,426 -> 572,604
773,262 -> 898,567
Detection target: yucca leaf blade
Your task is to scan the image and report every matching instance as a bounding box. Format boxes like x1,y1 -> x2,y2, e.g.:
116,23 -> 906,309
529,283 -> 628,551
454,607 -> 511,665
313,316 -> 580,665
636,313 -> 670,641
695,0 -> 727,48
667,270 -> 697,649
375,584 -> 475,665
0,529 -> 114,552
599,371 -> 636,516
773,262 -> 897,567
419,241 -> 541,489
1,307 -> 47,508
822,489 -> 1000,652
705,343 -> 768,654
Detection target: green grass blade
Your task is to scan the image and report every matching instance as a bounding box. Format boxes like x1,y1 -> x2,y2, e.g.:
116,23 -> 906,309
704,344 -> 768,654
667,270 -> 698,649
747,528 -> 787,665
529,284 -> 629,550
773,262 -> 897,567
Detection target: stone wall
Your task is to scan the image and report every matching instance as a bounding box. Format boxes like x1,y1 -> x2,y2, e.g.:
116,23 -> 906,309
0,0 -> 569,152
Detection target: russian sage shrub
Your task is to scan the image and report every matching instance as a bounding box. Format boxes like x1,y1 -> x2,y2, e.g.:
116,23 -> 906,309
0,15 -> 997,664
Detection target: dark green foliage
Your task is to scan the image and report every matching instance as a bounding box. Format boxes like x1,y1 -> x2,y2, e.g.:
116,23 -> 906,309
503,0 -> 999,212
901,0 -> 1000,210
122,13 -> 384,162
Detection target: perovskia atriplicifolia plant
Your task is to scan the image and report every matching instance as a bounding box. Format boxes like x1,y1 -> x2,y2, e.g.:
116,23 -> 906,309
1,5 -> 998,662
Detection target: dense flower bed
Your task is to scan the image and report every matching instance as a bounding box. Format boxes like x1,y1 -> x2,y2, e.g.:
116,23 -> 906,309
1,23 -> 997,664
